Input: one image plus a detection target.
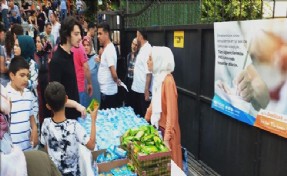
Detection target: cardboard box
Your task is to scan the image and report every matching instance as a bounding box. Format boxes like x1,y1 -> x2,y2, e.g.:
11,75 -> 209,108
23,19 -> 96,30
92,149 -> 128,173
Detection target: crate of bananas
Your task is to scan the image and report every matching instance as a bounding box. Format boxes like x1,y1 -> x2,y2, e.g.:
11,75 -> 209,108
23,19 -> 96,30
121,125 -> 171,175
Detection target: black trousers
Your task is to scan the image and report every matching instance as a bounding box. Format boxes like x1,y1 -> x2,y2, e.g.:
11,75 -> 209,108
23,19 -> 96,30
132,91 -> 150,118
100,93 -> 119,110
125,78 -> 134,107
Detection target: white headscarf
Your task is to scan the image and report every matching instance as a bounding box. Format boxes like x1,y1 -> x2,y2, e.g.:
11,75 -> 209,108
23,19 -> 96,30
151,46 -> 175,129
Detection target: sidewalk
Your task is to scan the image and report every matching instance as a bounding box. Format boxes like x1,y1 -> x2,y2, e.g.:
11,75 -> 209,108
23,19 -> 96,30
187,151 -> 220,176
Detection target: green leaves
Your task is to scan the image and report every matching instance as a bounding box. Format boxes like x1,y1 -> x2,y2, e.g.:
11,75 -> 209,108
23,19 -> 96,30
201,0 -> 263,23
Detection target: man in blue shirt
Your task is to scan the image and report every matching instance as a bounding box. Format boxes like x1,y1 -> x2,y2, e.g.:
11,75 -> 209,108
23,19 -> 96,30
60,0 -> 67,21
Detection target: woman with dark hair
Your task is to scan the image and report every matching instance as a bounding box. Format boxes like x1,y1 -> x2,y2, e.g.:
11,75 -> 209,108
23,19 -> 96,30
28,10 -> 38,40
34,34 -> 52,125
4,31 -> 14,61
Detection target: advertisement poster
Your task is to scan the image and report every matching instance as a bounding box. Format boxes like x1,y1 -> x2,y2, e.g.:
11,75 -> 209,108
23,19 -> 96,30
212,19 -> 287,138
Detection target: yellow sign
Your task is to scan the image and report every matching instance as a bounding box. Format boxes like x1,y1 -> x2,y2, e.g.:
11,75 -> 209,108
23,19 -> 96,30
174,31 -> 184,48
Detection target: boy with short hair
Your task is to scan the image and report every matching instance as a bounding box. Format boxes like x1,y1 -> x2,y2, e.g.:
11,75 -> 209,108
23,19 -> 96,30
41,81 -> 97,176
6,56 -> 38,151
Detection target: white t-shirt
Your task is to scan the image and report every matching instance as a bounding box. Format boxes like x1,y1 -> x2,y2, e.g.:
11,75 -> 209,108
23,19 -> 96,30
6,83 -> 34,151
1,1 -> 8,10
132,41 -> 152,93
41,118 -> 89,175
98,42 -> 118,95
76,0 -> 82,10
51,22 -> 61,43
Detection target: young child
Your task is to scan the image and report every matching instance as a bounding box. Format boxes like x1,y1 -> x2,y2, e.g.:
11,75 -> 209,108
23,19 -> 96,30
41,81 -> 97,176
6,56 -> 38,151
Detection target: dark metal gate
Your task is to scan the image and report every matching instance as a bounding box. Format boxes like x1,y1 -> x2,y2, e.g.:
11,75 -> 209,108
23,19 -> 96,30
120,25 -> 287,176
97,1 -> 287,175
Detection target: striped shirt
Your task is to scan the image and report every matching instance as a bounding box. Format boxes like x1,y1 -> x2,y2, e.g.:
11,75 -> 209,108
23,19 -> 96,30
6,83 -> 34,151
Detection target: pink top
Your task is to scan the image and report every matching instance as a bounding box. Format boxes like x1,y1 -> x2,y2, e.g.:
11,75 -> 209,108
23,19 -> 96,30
71,43 -> 88,92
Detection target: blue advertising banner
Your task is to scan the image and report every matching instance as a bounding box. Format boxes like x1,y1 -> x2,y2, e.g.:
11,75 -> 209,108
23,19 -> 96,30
212,19 -> 287,138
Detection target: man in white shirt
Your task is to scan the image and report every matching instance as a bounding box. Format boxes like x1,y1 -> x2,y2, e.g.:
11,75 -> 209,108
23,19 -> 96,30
131,30 -> 152,117
50,12 -> 61,44
1,0 -> 9,30
76,0 -> 82,14
97,22 -> 120,109
40,23 -> 55,47
60,0 -> 67,21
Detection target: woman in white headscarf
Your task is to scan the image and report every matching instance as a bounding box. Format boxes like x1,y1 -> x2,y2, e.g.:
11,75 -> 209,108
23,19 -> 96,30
145,46 -> 183,169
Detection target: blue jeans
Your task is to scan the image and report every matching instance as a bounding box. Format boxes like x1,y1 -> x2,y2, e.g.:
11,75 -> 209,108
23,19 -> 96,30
61,9 -> 67,21
79,91 -> 89,108
2,9 -> 9,31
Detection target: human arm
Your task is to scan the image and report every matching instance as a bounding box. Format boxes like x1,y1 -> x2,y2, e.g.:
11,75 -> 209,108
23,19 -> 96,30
234,64 -> 270,110
28,16 -> 32,24
27,60 -> 38,91
85,106 -> 98,150
83,62 -> 93,96
109,65 -> 121,85
34,17 -> 38,28
66,99 -> 86,117
40,119 -> 48,151
0,55 -> 8,73
145,103 -> 152,122
163,76 -> 178,145
144,73 -> 152,101
29,115 -> 38,147
106,45 -> 121,85
95,55 -> 101,63
49,55 -> 62,82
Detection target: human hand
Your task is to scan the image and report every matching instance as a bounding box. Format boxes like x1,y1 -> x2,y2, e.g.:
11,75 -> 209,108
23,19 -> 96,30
215,80 -> 232,95
144,89 -> 150,101
164,140 -> 171,150
90,105 -> 99,121
233,70 -> 254,102
87,84 -> 93,97
76,103 -> 87,118
95,56 -> 101,63
30,128 -> 38,148
116,79 -> 121,86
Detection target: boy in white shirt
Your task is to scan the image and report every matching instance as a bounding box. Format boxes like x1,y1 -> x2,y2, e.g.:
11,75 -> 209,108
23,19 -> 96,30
6,56 -> 38,151
41,81 -> 97,175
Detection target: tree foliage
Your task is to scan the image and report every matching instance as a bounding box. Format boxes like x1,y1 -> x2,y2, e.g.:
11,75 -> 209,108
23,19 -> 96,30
201,0 -> 263,23
83,0 -> 97,22
83,0 -> 121,23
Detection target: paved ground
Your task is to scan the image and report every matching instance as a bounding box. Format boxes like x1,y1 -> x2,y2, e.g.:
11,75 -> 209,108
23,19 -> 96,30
187,151 -> 220,176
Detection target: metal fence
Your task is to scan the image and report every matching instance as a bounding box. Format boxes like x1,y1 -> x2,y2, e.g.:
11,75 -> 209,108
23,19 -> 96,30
120,0 -> 286,28
124,0 -> 200,28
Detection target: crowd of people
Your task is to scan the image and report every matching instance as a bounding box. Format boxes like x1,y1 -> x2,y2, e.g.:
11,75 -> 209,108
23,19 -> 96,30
0,0 -> 183,175
1,0 -> 87,32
